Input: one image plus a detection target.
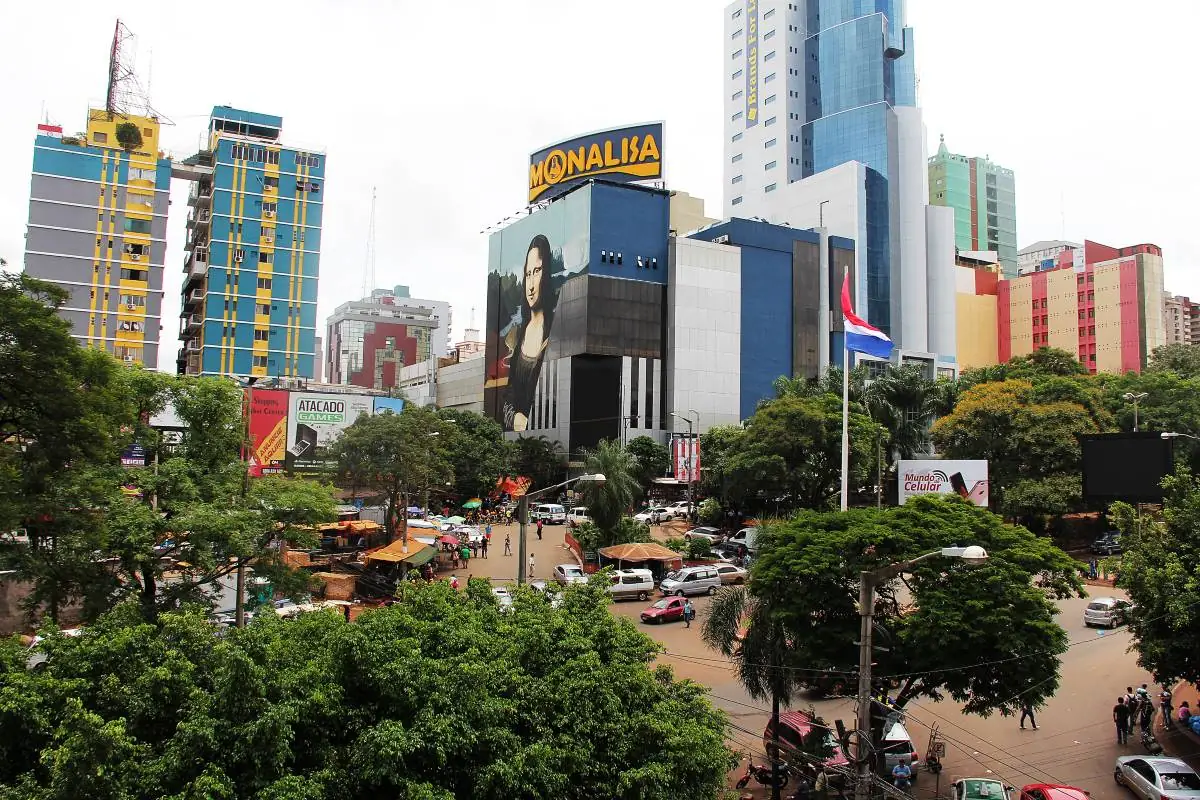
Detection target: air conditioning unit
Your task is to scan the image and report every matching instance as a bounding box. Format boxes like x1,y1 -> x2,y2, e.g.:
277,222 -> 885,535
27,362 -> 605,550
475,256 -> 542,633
234,253 -> 244,263
713,234 -> 730,244
264,210 -> 275,218
125,303 -> 136,311
123,355 -> 135,363
130,253 -> 141,261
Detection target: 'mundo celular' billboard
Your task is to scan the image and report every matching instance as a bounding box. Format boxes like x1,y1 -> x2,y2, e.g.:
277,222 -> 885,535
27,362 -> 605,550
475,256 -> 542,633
745,0 -> 759,127
896,459 -> 989,507
528,123 -> 663,203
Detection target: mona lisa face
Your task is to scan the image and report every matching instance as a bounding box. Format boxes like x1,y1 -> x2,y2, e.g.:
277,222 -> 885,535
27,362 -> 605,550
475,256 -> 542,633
524,248 -> 544,309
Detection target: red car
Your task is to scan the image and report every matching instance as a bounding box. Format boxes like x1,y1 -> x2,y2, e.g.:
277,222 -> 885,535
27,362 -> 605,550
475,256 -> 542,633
641,596 -> 687,624
764,711 -> 850,774
1020,784 -> 1090,800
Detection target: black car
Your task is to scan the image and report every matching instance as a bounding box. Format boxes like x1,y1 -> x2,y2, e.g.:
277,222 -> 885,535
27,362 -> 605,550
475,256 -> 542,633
1092,532 -> 1122,555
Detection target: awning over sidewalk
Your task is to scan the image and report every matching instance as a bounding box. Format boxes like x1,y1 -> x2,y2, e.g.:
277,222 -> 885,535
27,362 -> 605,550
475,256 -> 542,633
364,539 -> 435,566
598,542 -> 681,562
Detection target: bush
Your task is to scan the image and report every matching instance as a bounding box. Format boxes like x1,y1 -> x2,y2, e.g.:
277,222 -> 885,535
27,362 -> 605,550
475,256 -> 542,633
574,518 -> 651,553
664,537 -> 688,553
685,537 -> 714,561
698,497 -> 723,526
115,121 -> 143,150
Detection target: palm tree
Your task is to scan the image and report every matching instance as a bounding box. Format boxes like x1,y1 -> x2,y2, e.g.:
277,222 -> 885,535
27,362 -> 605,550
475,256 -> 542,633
861,365 -> 942,461
578,439 -> 640,535
704,583 -> 803,800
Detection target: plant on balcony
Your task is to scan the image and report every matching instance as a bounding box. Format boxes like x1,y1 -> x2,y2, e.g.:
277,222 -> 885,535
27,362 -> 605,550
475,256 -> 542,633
115,122 -> 143,151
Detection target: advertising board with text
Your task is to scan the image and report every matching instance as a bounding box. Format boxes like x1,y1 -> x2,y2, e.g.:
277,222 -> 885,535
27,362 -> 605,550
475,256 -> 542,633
896,459 -> 989,507
528,123 -> 663,203
286,392 -> 374,474
246,389 -> 289,476
671,436 -> 701,483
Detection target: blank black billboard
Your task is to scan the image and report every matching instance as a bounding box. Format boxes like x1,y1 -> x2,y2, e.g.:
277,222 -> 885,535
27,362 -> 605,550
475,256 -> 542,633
1081,433 -> 1173,503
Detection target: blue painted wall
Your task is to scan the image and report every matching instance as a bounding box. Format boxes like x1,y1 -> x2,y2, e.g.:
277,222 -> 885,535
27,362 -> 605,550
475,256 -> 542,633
587,182 -> 670,284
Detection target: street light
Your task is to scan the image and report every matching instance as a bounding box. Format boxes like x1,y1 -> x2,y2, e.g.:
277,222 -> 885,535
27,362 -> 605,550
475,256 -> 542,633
1123,392 -> 1148,432
1162,431 -> 1200,441
670,410 -> 701,522
853,545 -> 988,800
516,473 -> 606,585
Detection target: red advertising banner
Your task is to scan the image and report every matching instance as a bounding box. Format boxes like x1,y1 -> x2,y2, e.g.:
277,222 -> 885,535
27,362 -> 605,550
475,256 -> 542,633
671,436 -> 700,483
247,389 -> 288,476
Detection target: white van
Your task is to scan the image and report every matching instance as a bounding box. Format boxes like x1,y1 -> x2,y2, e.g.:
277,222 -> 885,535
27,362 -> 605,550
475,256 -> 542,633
607,568 -> 655,601
727,527 -> 761,553
659,565 -> 721,597
531,503 -> 566,524
567,507 -> 591,528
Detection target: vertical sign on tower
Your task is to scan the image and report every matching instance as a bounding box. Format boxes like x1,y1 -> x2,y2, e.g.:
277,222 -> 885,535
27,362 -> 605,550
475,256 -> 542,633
745,0 -> 759,127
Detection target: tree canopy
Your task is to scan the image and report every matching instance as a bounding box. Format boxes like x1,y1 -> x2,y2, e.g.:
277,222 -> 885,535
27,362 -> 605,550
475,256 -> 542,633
626,435 -> 670,490
1,583 -> 734,799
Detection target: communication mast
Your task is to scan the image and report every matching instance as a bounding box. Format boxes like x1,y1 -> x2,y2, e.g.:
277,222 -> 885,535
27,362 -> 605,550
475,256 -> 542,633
362,187 -> 377,297
105,19 -> 157,119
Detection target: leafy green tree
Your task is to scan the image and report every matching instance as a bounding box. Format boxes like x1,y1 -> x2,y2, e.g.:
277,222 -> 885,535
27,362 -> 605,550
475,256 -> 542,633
571,517 -> 651,553
697,424 -> 746,498
0,584 -> 734,799
330,406 -> 452,544
1147,343 -> 1200,378
860,365 -> 940,461
511,435 -> 566,491
625,435 -> 670,489
436,409 -> 513,502
752,496 -> 1082,716
578,439 -> 641,535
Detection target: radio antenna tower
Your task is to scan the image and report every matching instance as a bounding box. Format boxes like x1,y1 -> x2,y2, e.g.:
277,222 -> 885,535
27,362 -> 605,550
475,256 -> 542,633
105,19 -> 158,119
362,187 -> 377,297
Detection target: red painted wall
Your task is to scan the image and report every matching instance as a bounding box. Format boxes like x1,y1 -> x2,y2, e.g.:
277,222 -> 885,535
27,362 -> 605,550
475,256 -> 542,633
347,321 -> 419,390
975,269 -> 999,296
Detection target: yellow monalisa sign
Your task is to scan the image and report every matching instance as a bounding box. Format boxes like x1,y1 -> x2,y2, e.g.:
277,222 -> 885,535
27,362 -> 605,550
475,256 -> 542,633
528,123 -> 664,203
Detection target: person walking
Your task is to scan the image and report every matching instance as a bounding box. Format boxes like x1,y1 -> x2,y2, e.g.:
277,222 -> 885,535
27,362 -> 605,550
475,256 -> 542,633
1161,686 -> 1174,728
1114,696 -> 1131,744
528,553 -> 536,581
1019,700 -> 1039,730
481,536 -> 489,558
1140,695 -> 1155,732
683,599 -> 694,628
536,518 -> 544,541
504,534 -> 512,556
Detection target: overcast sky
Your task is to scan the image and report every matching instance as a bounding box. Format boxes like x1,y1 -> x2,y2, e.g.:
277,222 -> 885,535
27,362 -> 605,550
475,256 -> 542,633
1,1 -> 1195,372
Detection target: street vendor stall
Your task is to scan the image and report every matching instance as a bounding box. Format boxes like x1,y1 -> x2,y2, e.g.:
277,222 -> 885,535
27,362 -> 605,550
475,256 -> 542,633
597,542 -> 684,582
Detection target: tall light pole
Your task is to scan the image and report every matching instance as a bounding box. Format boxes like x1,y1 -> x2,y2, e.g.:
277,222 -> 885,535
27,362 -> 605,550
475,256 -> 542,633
853,545 -> 989,800
1123,392 -> 1148,432
670,410 -> 700,522
516,473 -> 606,585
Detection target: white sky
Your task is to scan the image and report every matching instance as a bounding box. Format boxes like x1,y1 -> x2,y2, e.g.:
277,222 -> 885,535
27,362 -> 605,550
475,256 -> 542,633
1,1 -> 1196,372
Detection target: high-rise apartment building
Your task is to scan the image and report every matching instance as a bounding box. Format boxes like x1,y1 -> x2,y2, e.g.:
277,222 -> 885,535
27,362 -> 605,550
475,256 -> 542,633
1163,294 -> 1199,345
23,113 -> 170,366
928,136 -> 1018,276
325,286 -> 449,391
722,0 -> 956,376
175,107 -> 324,378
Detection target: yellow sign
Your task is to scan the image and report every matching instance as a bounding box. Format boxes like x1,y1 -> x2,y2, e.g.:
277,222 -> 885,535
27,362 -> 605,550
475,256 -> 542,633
528,123 -> 664,203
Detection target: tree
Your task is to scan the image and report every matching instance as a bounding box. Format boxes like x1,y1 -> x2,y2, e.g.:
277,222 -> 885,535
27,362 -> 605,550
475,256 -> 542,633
1112,473 -> 1200,683
625,435 -> 670,490
1147,343 -> 1200,378
0,584 -> 734,799
511,435 -> 566,491
752,496 -> 1081,719
578,439 -> 641,535
331,406 -> 452,543
114,121 -> 143,150
436,409 -> 513,503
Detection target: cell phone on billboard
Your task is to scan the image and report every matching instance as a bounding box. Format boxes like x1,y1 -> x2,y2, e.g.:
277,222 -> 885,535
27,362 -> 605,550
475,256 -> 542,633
950,472 -> 969,497
289,424 -> 317,458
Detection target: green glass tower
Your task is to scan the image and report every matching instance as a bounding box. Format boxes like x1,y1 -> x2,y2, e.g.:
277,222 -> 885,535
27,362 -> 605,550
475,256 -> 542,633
928,136 -> 1017,276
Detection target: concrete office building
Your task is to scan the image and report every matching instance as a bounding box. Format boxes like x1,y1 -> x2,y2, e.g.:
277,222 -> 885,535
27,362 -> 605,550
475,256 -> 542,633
1018,240 -> 1081,275
23,112 -> 171,366
175,106 -> 324,379
928,136 -> 1018,276
325,285 -> 449,391
722,0 -> 956,377
1163,293 -> 1199,346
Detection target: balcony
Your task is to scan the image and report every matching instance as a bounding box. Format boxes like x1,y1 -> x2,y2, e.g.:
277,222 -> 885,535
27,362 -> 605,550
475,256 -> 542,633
186,209 -> 211,231
180,314 -> 203,336
185,248 -> 209,278
184,287 -> 205,307
187,181 -> 213,208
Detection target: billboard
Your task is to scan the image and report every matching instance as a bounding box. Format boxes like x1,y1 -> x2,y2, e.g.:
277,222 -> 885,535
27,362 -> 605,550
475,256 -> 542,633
246,389 -> 289,476
745,0 -> 759,127
484,189 -> 591,430
373,396 -> 405,415
672,436 -> 701,483
897,460 -> 989,506
286,392 -> 374,474
528,123 -> 663,203
1081,433 -> 1172,503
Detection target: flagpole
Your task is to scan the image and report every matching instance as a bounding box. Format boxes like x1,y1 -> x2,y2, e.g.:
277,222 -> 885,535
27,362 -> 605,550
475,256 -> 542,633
840,343 -> 850,512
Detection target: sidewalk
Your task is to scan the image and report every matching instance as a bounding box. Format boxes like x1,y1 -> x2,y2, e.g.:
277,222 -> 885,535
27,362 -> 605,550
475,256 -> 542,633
1158,683 -> 1200,770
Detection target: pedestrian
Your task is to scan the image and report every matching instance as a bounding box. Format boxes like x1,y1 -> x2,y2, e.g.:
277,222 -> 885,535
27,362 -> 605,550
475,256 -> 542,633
683,599 -> 694,628
536,518 -> 544,540
1178,701 -> 1192,726
1161,687 -> 1174,727
1140,695 -> 1154,732
460,544 -> 470,566
1114,696 -> 1131,744
528,553 -> 536,580
449,574 -> 459,590
504,534 -> 512,556
1019,700 -> 1039,730
481,536 -> 489,558
485,522 -> 493,541
814,766 -> 829,800
1088,558 -> 1098,580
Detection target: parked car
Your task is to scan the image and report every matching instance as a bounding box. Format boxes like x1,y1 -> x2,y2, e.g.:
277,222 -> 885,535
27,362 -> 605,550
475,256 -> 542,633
659,565 -> 721,596
640,596 -> 687,624
712,541 -> 746,562
683,526 -> 724,543
491,587 -> 514,612
727,526 -> 761,553
607,568 -> 656,601
880,718 -> 922,774
763,710 -> 850,775
664,501 -> 691,519
1114,756 -> 1200,800
954,779 -> 1012,800
530,580 -> 563,608
553,563 -> 588,586
531,503 -> 567,524
1020,783 -> 1091,800
1092,532 -> 1122,555
1084,596 -> 1132,628
567,507 -> 591,528
633,507 -> 671,525
716,563 -> 749,585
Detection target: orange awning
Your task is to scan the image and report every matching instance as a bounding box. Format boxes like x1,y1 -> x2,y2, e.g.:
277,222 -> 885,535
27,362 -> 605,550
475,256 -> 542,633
598,542 -> 682,562
364,539 -> 434,565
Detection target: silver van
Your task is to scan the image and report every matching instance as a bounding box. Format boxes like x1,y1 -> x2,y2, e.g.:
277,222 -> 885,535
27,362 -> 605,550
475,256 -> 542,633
531,503 -> 566,524
608,568 -> 655,601
660,565 -> 721,597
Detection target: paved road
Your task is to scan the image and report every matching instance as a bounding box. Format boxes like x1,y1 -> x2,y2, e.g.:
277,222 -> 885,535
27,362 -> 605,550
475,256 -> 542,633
452,524 -> 1152,799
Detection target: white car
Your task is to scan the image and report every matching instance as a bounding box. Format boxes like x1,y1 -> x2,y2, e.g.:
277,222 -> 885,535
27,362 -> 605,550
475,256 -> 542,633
633,507 -> 670,525
553,563 -> 588,586
665,501 -> 691,519
492,587 -> 514,612
1115,756 -> 1200,800
683,526 -> 724,543
1085,596 -> 1132,629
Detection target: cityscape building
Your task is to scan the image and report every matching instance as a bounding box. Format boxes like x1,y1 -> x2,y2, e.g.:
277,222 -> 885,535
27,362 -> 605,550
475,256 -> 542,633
174,106 -> 324,379
325,285 -> 449,391
721,0 -> 957,377
928,136 -> 1018,276
1018,240 -> 1081,275
1163,293 -> 1199,345
954,251 -> 1001,370
22,113 -> 170,366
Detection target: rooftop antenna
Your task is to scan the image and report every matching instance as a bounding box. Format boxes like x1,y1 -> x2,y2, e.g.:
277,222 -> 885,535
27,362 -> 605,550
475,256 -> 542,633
362,186 -> 377,297
105,19 -> 160,120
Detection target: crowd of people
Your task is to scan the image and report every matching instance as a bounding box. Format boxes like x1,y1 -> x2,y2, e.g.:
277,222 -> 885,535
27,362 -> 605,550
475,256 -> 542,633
1113,683 -> 1169,745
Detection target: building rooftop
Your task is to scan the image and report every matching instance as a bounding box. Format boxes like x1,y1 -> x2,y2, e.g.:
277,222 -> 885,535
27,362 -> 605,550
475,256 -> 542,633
1019,240 -> 1081,256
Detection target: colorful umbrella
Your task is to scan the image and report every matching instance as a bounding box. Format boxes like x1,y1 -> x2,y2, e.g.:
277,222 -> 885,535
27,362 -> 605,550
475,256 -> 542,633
439,534 -> 460,547
462,499 -> 483,509
446,515 -> 466,525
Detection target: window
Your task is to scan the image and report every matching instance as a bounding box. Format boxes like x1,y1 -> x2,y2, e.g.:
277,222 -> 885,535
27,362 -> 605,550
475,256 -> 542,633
732,111 -> 744,122
119,268 -> 147,281
254,329 -> 269,342
257,277 -> 272,290
259,251 -> 272,264
765,183 -> 777,192
123,218 -> 151,234
732,175 -> 744,184
231,143 -> 250,160
295,152 -> 320,169
93,132 -> 108,144
1088,308 -> 1095,318
129,166 -> 157,181
119,294 -> 145,308
732,90 -> 744,101
142,127 -> 153,138
765,94 -> 776,104
262,201 -> 277,216
264,175 -> 279,190
298,180 -> 320,194
765,138 -> 777,148
262,227 -> 275,243
732,28 -> 743,38
763,8 -> 775,19
253,355 -> 268,369
732,49 -> 743,60
257,303 -> 271,316
1041,315 -> 1048,326
233,248 -> 246,262
765,161 -> 777,170
732,153 -> 743,163
764,50 -> 776,62
765,116 -> 777,126
732,196 -> 743,206
266,149 -> 280,166
732,7 -> 741,17
1089,326 -> 1096,336
764,29 -> 775,40
732,68 -> 743,80
732,132 -> 743,142
118,320 -> 144,333
765,72 -> 776,83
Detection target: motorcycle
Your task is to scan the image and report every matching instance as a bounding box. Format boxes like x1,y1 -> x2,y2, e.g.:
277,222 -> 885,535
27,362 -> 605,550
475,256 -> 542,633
735,761 -> 791,790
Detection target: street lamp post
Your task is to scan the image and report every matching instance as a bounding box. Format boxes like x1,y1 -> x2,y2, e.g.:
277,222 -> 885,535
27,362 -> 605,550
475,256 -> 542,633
516,472 -> 606,585
670,410 -> 700,523
1161,431 -> 1200,441
1123,392 -> 1148,432
853,545 -> 989,800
